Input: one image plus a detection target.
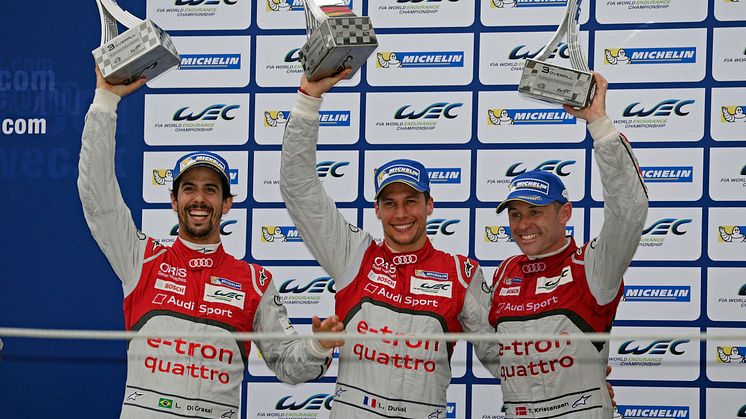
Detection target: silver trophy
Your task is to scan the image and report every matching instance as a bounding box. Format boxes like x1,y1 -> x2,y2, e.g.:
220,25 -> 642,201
92,0 -> 180,85
299,0 -> 378,81
518,0 -> 594,108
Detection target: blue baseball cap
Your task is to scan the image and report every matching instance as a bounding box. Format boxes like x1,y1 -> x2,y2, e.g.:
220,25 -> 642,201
173,151 -> 231,194
496,170 -> 569,213
374,159 -> 430,199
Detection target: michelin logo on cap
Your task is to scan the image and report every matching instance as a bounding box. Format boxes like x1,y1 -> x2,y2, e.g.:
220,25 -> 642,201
180,154 -> 226,173
379,164 -> 421,183
509,178 -> 550,194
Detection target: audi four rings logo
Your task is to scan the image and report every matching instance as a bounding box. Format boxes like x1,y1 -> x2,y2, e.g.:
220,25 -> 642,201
189,258 -> 213,268
521,262 -> 546,273
392,255 -> 418,265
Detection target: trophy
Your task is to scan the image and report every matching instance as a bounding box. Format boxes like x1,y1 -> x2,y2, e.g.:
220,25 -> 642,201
299,0 -> 378,81
92,0 -> 180,85
518,0 -> 594,108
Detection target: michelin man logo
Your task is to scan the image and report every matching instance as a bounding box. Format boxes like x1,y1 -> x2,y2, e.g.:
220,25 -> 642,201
267,0 -> 292,11
264,111 -> 289,127
492,0 -> 517,7
722,106 -> 746,123
488,109 -> 514,125
717,346 -> 746,363
262,226 -> 287,242
377,52 -> 402,68
485,226 -> 513,243
719,226 -> 746,243
605,49 -> 631,65
152,169 -> 173,186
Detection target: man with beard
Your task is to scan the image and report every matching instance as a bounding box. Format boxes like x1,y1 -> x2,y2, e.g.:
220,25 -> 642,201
78,68 -> 343,419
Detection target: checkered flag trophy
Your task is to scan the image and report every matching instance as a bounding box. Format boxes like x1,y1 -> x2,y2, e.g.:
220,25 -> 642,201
518,0 -> 594,108
299,0 -> 378,81
92,0 -> 180,85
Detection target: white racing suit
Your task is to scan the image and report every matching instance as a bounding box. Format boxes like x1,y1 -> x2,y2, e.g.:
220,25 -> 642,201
472,117 -> 649,419
280,92 -> 493,419
79,89 -> 332,419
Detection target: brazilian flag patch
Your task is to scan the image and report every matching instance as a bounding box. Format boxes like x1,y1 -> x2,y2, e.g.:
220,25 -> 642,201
158,398 -> 173,409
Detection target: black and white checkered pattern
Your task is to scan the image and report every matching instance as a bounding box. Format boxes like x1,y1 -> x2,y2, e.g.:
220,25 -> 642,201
328,17 -> 376,46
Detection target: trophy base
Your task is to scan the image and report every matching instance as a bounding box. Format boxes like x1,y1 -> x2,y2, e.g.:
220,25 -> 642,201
299,16 -> 378,82
518,59 -> 594,108
93,20 -> 180,86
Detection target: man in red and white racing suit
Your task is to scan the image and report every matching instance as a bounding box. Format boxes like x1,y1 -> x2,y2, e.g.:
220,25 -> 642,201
280,71 -> 490,418
472,73 -> 649,418
78,70 -> 341,419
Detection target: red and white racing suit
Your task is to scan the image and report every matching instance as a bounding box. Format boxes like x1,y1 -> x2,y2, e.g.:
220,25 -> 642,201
473,118 -> 649,419
79,89 -> 332,419
280,92 -> 490,419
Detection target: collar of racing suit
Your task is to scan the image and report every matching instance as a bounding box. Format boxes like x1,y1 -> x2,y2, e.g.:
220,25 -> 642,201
526,236 -> 572,261
179,238 -> 220,254
379,237 -> 435,264
171,238 -> 227,270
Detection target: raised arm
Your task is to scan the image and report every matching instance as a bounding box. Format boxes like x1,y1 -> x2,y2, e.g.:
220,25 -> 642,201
77,68 -> 148,291
279,71 -> 372,288
565,73 -> 649,305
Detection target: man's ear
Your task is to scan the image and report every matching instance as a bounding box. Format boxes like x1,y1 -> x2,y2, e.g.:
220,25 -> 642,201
223,195 -> 234,215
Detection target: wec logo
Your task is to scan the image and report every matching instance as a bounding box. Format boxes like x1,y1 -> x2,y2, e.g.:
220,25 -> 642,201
509,43 -> 570,61
394,102 -> 462,120
642,218 -> 692,236
426,219 -> 460,236
618,339 -> 688,355
505,160 -> 575,177
316,161 -> 349,178
285,48 -> 301,63
279,277 -> 336,294
622,99 -> 694,118
173,104 -> 240,121
275,393 -> 333,410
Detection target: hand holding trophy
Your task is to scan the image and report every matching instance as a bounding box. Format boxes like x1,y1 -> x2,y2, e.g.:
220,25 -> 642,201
299,0 -> 378,81
518,0 -> 594,108
92,0 -> 180,85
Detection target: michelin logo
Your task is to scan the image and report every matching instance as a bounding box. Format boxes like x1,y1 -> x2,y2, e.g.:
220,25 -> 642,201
180,54 -> 241,70
261,226 -> 303,243
640,166 -> 693,183
722,106 -> 746,123
623,285 -> 691,302
617,405 -> 690,419
264,110 -> 350,127
427,168 -> 461,184
488,108 -> 576,125
604,47 -> 696,65
377,51 -> 464,68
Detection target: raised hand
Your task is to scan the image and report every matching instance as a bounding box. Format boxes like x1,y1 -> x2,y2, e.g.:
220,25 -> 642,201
299,68 -> 353,98
95,65 -> 147,98
563,72 -> 608,124
312,315 -> 345,349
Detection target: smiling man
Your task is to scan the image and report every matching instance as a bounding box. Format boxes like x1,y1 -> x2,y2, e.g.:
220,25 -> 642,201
78,69 -> 342,419
473,72 -> 649,419
280,70 -> 489,418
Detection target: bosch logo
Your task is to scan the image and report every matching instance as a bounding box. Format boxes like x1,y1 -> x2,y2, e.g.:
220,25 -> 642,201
173,104 -> 240,121
618,339 -> 689,355
394,102 -> 463,120
373,257 -> 397,275
393,254 -> 418,265
622,99 -> 695,118
521,262 -> 546,274
159,263 -> 187,278
509,43 -> 570,61
506,160 -> 576,177
316,161 -> 349,178
189,258 -> 214,268
275,394 -> 333,411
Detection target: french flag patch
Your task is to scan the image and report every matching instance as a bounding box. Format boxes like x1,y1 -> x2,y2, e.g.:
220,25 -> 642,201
363,396 -> 378,408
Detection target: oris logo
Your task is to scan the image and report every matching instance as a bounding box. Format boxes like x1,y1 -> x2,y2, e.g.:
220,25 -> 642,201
275,394 -> 333,411
189,258 -> 214,268
393,254 -> 418,265
642,218 -> 692,236
521,262 -> 546,274
160,262 -> 187,278
173,104 -> 240,121
622,99 -> 695,118
394,102 -> 462,120
618,339 -> 689,355
279,277 -> 336,294
316,161 -> 349,178
505,160 -> 576,177
509,43 -> 570,61
374,257 -> 397,275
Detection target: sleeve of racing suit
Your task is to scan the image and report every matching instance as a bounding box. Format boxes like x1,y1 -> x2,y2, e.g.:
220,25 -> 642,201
461,267 -> 502,376
78,88 -> 147,294
584,116 -> 649,306
253,281 -> 333,384
279,92 -> 372,290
